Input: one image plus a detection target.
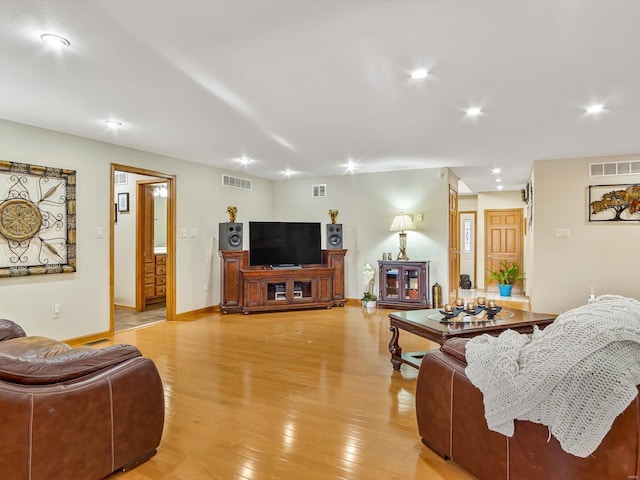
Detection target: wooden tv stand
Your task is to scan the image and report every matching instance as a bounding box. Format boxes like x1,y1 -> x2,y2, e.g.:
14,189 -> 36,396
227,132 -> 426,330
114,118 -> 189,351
219,250 -> 347,314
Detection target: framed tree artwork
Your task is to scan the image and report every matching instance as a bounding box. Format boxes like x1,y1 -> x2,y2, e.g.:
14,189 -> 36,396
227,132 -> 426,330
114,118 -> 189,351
588,184 -> 640,222
0,160 -> 76,277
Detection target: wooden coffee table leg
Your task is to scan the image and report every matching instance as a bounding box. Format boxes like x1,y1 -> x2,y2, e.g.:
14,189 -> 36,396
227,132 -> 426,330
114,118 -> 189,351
389,325 -> 402,370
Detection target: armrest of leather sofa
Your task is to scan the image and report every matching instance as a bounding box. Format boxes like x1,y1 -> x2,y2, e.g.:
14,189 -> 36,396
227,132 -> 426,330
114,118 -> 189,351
0,344 -> 142,385
0,319 -> 27,341
440,337 -> 469,363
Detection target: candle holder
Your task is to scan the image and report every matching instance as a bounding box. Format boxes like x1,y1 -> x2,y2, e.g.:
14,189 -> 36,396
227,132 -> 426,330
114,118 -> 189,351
439,306 -> 464,322
485,305 -> 503,320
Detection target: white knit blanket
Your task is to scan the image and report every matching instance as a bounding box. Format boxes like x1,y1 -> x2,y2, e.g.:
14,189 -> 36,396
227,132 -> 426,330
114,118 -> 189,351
465,295 -> 640,457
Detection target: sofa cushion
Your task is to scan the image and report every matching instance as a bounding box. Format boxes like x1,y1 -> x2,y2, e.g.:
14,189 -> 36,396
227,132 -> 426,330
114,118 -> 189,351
440,337 -> 469,364
0,344 -> 142,385
0,336 -> 72,358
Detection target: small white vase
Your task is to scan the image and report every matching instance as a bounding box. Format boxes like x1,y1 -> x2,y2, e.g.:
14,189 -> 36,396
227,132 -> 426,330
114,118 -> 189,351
366,300 -> 377,308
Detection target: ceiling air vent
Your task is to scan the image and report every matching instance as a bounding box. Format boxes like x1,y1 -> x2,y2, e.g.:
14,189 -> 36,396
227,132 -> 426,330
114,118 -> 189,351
114,171 -> 128,185
312,184 -> 327,198
590,161 -> 640,177
222,174 -> 252,190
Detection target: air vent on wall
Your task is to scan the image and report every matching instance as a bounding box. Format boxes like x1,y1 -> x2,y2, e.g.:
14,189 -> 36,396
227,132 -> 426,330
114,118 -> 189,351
222,174 -> 252,190
312,184 -> 327,198
590,161 -> 640,177
114,172 -> 128,185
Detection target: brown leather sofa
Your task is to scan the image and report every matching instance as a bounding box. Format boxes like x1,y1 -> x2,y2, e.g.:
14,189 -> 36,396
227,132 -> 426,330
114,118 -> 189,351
0,319 -> 164,480
416,337 -> 640,480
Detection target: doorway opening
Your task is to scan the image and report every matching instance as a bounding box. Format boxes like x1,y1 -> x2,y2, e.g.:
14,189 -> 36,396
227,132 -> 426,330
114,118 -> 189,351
110,164 -> 176,332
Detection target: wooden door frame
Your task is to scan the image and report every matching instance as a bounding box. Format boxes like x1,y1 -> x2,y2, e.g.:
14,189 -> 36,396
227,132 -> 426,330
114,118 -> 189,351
136,180 -> 167,312
110,164 -> 177,332
448,186 -> 459,303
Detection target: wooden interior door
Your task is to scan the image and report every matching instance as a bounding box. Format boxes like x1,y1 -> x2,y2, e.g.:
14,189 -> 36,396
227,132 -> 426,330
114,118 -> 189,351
448,186 -> 459,303
484,208 -> 523,294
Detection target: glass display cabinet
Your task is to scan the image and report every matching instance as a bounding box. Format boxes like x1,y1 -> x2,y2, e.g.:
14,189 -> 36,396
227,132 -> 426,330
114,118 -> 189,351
378,260 -> 430,309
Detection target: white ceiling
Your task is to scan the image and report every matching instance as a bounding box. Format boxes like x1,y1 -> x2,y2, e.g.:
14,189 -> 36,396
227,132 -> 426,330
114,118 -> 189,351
1,1 -> 640,193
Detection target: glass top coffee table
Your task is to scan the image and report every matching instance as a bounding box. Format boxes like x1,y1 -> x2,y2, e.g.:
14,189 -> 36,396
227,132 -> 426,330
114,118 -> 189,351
388,307 -> 557,370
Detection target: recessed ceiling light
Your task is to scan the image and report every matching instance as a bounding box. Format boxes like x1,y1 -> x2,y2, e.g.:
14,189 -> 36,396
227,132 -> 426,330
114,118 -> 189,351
283,169 -> 295,177
104,120 -> 122,128
497,185 -> 504,190
496,178 -> 502,183
345,159 -> 357,172
492,168 -> 501,174
466,107 -> 482,117
410,68 -> 428,80
238,156 -> 252,165
40,33 -> 70,48
586,104 -> 604,114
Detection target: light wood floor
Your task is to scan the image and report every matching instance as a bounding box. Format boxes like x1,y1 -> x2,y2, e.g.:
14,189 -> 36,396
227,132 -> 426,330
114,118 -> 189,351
103,306 -> 474,480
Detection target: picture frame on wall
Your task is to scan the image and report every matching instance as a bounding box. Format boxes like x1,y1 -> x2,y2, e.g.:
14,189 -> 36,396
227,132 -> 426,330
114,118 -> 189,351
117,192 -> 129,212
588,184 -> 640,222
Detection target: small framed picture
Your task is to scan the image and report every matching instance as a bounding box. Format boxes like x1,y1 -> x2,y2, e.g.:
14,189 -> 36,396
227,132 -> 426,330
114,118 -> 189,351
117,192 -> 129,212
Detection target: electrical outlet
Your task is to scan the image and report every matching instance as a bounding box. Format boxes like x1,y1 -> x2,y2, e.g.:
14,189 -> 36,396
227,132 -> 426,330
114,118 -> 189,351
555,228 -> 570,238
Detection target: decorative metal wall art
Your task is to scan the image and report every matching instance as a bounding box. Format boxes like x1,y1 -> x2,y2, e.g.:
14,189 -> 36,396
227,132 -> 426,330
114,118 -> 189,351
589,184 -> 640,222
0,160 -> 76,277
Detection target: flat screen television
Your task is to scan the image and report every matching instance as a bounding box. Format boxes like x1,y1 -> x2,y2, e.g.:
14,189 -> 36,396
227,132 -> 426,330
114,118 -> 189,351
249,222 -> 321,267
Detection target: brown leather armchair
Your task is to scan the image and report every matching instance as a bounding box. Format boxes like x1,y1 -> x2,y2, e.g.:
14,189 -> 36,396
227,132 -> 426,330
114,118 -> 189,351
416,337 -> 640,480
0,319 -> 164,480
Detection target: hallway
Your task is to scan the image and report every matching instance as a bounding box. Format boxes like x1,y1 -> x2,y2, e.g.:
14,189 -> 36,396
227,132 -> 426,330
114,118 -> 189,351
114,303 -> 166,331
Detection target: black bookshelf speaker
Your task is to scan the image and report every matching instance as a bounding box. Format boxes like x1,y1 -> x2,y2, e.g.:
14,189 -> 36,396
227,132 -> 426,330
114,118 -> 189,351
219,223 -> 243,250
326,223 -> 343,249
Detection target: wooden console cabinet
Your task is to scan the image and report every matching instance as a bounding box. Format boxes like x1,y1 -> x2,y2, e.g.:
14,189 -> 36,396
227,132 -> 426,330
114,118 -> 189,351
219,250 -> 346,314
145,253 -> 167,305
378,260 -> 430,310
242,266 -> 333,314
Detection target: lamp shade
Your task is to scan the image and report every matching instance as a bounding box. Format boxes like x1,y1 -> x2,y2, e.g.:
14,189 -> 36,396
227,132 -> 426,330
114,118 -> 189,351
389,214 -> 416,232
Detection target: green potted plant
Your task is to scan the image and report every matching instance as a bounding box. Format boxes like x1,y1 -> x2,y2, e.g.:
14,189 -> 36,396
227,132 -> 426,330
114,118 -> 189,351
487,261 -> 524,297
362,263 -> 377,308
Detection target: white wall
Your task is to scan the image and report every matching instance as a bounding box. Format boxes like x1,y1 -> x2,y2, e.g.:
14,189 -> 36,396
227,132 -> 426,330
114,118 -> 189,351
270,168 -> 451,301
0,119 -> 273,339
531,154 -> 640,313
459,195 -> 478,212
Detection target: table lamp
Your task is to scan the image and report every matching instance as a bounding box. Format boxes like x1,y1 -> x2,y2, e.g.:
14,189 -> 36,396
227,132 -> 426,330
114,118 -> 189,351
389,213 -> 416,260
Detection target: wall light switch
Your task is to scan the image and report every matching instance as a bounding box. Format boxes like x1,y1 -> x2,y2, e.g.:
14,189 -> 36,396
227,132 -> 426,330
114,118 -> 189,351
190,229 -> 198,238
96,227 -> 104,238
415,213 -> 424,222
180,228 -> 188,238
